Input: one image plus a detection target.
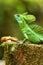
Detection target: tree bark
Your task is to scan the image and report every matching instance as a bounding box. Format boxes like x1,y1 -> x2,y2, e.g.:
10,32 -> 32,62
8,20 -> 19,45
4,41 -> 43,65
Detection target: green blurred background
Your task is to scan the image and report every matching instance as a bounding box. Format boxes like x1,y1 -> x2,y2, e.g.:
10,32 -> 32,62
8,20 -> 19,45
0,0 -> 43,59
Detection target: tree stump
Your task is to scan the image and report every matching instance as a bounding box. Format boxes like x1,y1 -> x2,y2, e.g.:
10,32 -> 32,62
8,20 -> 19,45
1,36 -> 43,65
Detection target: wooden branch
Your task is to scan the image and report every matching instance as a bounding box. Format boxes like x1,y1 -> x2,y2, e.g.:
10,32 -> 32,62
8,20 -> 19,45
1,36 -> 43,65
3,41 -> 43,65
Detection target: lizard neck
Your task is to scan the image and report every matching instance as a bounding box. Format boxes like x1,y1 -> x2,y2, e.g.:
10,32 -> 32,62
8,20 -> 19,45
19,20 -> 27,29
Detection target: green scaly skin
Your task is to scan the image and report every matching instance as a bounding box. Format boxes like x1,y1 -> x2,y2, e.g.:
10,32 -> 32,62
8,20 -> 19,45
14,13 -> 43,44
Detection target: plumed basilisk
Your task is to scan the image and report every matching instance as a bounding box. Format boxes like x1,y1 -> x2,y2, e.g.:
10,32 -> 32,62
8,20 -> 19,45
14,13 -> 43,44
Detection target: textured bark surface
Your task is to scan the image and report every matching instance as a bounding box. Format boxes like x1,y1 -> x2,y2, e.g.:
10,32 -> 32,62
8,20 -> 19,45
4,42 -> 43,65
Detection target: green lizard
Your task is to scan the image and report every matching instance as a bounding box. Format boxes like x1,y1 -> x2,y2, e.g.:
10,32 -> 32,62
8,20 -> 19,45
14,13 -> 43,44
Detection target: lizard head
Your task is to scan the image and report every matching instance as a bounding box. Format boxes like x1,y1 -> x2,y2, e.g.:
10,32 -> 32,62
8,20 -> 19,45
14,13 -> 36,24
